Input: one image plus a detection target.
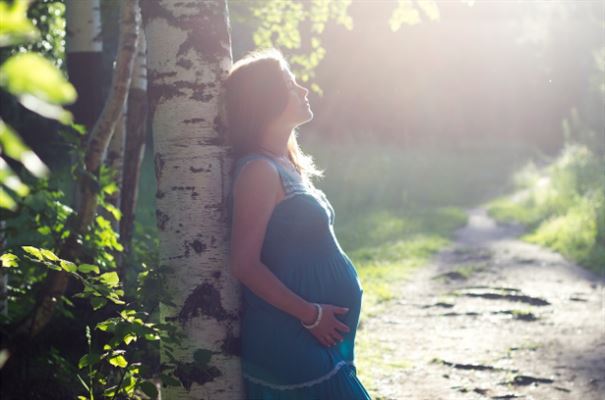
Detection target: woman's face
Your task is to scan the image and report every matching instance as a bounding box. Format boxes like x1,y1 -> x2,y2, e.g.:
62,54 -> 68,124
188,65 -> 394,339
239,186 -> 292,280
279,68 -> 313,127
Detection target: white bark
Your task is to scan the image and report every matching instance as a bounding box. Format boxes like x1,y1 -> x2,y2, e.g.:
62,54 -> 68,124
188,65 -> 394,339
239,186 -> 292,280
142,1 -> 240,398
65,0 -> 102,53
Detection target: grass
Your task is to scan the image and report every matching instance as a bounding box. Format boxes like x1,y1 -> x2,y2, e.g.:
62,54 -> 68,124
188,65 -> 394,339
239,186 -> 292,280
487,143 -> 605,274
335,207 -> 467,318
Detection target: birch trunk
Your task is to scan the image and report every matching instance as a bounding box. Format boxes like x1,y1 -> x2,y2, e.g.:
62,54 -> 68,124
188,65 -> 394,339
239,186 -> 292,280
65,0 -> 104,132
141,1 -> 241,398
118,25 -> 148,279
65,0 -> 103,209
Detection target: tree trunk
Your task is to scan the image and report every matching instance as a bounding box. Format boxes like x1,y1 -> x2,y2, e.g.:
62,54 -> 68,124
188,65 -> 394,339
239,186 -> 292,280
104,103 -> 126,229
10,0 -> 140,343
0,220 -> 7,317
65,0 -> 104,132
141,1 -> 241,398
65,0 -> 104,210
118,24 -> 148,279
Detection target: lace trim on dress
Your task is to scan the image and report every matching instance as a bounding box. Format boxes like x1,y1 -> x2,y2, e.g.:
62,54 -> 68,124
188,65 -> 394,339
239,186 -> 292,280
243,360 -> 356,390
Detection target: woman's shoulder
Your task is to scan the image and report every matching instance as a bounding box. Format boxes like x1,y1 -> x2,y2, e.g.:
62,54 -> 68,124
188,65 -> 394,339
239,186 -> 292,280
232,154 -> 282,195
234,153 -> 278,178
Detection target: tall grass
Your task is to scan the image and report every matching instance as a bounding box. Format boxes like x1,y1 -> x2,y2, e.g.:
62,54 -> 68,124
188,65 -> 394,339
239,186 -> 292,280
302,132 -> 532,219
488,144 -> 605,273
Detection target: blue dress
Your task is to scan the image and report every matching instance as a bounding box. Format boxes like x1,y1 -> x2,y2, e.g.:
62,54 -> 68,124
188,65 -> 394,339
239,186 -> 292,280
227,152 -> 371,400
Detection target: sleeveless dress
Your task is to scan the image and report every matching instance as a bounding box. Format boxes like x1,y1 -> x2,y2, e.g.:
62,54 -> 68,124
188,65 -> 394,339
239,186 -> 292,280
227,152 -> 372,400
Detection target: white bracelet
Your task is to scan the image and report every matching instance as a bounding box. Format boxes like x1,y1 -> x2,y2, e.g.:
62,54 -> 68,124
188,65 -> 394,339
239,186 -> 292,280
301,303 -> 322,329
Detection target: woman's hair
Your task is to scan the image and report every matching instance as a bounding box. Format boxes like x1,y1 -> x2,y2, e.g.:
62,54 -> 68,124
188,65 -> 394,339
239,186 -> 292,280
223,48 -> 323,184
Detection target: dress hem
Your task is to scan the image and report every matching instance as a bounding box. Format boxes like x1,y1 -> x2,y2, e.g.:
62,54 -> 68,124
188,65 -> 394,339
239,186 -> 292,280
243,360 -> 355,391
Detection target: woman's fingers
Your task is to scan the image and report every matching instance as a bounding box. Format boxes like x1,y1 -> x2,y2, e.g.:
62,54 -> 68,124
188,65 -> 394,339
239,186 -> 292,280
337,321 -> 350,333
333,306 -> 349,315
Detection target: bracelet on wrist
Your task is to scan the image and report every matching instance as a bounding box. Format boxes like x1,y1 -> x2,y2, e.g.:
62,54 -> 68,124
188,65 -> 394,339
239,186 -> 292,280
301,303 -> 322,329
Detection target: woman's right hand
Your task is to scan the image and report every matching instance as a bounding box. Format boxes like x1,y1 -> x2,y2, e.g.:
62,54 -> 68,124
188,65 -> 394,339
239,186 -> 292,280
305,304 -> 351,347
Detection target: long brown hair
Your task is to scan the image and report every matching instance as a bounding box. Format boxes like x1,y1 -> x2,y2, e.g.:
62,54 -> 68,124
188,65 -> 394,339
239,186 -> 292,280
223,48 -> 323,184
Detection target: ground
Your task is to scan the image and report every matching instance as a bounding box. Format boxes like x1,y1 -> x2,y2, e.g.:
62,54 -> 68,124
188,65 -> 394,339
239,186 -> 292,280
358,207 -> 605,400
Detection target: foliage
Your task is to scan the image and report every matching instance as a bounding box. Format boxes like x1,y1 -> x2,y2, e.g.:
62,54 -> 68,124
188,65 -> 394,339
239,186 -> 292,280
0,0 -> 71,210
0,1 -> 185,398
231,0 -> 353,95
488,143 -> 605,273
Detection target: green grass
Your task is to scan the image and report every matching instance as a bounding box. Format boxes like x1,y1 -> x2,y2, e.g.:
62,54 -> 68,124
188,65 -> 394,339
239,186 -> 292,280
334,206 -> 467,317
487,144 -> 605,274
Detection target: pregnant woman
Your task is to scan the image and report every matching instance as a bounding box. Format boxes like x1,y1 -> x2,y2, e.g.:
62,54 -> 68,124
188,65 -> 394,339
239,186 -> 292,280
225,48 -> 371,399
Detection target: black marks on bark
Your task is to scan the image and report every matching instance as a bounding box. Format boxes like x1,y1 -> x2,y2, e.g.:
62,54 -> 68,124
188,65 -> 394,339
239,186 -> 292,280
212,271 -> 221,279
191,239 -> 206,254
190,164 -> 210,173
204,201 -> 223,210
176,57 -> 193,69
221,329 -> 241,357
213,114 -> 228,142
190,83 -> 214,102
154,152 -> 165,181
156,209 -> 169,231
183,117 -> 206,125
171,185 -> 195,192
156,190 -> 165,199
176,3 -> 231,65
173,360 -> 222,391
196,136 -> 225,146
178,282 -> 236,325
169,185 -> 199,199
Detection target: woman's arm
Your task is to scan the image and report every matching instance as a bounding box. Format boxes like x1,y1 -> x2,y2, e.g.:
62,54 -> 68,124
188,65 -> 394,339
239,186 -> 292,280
229,159 -> 317,324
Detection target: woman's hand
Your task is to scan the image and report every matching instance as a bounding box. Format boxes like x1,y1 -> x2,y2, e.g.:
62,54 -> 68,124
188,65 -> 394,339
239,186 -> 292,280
305,304 -> 351,347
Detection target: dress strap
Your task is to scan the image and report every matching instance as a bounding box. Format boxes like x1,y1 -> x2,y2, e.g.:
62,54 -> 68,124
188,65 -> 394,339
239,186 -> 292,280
227,153 -> 309,224
232,153 -> 308,199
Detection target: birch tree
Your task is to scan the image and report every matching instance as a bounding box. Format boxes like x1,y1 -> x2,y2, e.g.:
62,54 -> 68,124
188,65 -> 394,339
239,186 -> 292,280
116,24 -> 148,280
65,0 -> 103,132
141,1 -> 240,398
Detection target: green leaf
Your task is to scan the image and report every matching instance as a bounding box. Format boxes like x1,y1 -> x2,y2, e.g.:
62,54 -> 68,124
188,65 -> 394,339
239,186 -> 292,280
22,245 -> 43,260
78,263 -> 100,274
0,156 -> 29,196
96,319 -> 116,332
0,186 -> 17,210
90,296 -> 107,310
108,354 -> 127,368
103,202 -> 122,221
123,333 -> 137,345
0,253 -> 18,268
0,120 -> 48,177
78,352 -> 101,369
40,248 -> 59,261
0,52 -> 77,104
0,0 -> 40,47
99,272 -> 119,288
60,260 -> 77,273
139,381 -> 159,399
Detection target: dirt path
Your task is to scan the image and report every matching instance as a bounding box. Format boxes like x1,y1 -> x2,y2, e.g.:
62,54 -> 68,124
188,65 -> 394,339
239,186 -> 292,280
359,207 -> 605,400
